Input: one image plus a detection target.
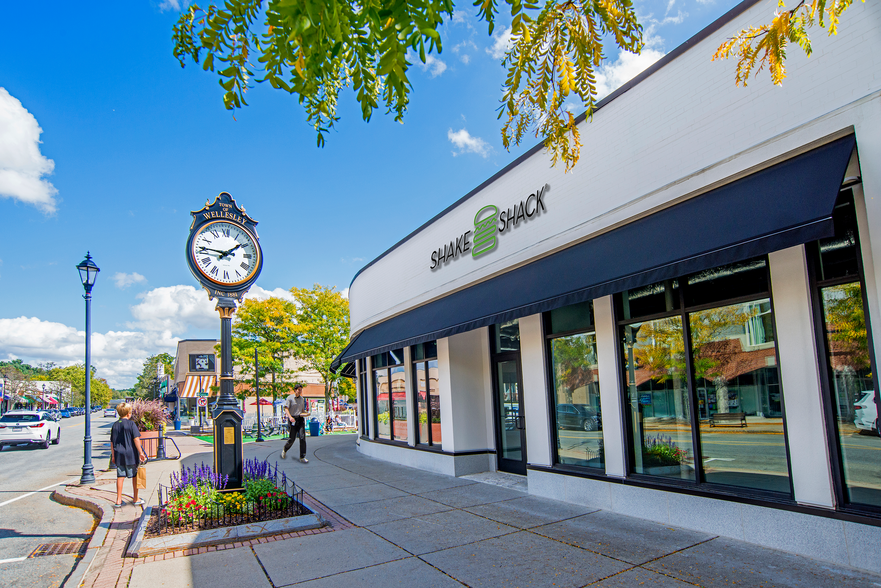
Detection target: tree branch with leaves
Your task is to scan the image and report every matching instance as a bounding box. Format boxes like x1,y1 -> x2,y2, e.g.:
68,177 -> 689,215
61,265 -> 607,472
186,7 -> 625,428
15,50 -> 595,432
713,0 -> 860,86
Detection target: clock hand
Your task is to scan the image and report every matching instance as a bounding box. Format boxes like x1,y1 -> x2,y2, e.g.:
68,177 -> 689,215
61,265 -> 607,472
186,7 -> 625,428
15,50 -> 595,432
198,246 -> 226,255
218,243 -> 244,259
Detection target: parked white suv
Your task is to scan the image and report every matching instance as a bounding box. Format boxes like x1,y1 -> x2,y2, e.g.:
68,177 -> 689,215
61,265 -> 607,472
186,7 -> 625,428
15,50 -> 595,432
855,391 -> 878,433
0,411 -> 61,449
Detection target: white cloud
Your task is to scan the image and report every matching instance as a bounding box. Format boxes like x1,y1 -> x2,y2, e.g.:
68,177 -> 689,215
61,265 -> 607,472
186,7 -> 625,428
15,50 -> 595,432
595,48 -> 666,100
418,54 -> 448,78
245,285 -> 297,304
460,55 -> 471,65
448,128 -> 492,158
128,285 -> 218,333
112,272 -> 147,289
487,27 -> 513,60
340,288 -> 349,299
0,316 -> 178,388
0,88 -> 58,213
158,0 -> 189,11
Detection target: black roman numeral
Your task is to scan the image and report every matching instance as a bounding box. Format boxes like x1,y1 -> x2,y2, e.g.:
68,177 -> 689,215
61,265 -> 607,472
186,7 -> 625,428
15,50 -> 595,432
201,257 -> 211,266
223,271 -> 229,280
240,262 -> 249,270
210,267 -> 218,276
243,254 -> 252,259
221,228 -> 230,237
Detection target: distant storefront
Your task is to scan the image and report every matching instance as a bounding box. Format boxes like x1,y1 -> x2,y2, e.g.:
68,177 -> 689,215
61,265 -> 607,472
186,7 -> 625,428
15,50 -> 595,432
333,0 -> 881,575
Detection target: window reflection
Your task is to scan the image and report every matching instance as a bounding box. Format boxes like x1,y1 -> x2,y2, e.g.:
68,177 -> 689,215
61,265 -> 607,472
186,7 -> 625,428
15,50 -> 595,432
375,369 -> 390,439
623,317 -> 695,481
691,300 -> 790,493
551,332 -> 603,468
412,344 -> 441,446
373,349 -> 405,442
821,282 -> 881,507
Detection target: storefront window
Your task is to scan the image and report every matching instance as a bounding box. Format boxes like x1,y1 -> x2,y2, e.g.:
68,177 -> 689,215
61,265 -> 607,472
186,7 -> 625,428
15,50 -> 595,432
624,316 -> 694,481
813,190 -> 881,510
548,306 -> 603,468
358,358 -> 368,437
494,320 -> 521,353
372,349 -> 405,441
412,341 -> 441,446
691,300 -> 789,493
619,257 -> 792,495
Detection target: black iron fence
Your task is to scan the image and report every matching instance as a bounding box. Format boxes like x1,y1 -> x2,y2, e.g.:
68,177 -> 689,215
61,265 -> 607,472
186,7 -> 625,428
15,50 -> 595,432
156,473 -> 306,535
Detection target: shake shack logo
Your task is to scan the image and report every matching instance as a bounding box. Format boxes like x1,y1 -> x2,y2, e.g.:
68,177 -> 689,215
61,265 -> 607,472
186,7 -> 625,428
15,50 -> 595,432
430,184 -> 548,270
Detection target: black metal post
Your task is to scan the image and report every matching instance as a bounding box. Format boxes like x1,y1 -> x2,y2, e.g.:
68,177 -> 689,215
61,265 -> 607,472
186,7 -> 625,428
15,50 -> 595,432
255,348 -> 264,442
213,297 -> 243,489
157,373 -> 167,460
80,288 -> 95,485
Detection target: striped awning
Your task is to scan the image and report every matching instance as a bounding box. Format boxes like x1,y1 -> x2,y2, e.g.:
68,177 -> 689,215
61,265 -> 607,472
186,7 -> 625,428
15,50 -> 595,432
179,375 -> 217,398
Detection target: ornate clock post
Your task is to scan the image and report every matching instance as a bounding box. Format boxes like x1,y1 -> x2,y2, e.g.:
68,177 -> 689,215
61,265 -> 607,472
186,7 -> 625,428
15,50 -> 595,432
186,192 -> 263,490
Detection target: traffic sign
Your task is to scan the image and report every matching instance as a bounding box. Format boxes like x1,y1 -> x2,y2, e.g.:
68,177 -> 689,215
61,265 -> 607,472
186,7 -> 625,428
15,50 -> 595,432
197,397 -> 207,407
198,391 -> 209,397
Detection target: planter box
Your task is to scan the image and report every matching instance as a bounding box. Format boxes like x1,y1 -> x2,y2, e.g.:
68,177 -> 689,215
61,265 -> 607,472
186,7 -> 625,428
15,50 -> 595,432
140,430 -> 159,459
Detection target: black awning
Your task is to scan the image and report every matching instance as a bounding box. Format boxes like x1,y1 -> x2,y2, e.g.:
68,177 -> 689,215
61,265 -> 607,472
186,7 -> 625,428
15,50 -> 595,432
339,362 -> 356,379
333,134 -> 855,370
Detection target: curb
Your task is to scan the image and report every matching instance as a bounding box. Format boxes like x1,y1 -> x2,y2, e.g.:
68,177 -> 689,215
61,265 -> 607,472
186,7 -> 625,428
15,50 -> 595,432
126,507 -> 326,558
53,486 -> 112,588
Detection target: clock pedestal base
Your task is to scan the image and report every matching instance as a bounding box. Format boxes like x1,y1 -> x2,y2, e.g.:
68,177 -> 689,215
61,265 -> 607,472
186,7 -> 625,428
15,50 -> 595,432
213,408 -> 244,490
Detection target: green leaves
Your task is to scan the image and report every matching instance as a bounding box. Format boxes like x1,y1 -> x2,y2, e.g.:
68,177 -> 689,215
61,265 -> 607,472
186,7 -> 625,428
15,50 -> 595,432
713,0 -> 860,87
496,0 -> 643,171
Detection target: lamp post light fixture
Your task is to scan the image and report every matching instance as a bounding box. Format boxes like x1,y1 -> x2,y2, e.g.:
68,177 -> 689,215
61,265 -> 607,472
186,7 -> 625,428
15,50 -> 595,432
77,252 -> 100,486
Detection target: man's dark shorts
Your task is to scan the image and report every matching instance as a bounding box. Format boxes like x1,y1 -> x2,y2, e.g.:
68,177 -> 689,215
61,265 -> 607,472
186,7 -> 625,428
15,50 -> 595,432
116,465 -> 137,478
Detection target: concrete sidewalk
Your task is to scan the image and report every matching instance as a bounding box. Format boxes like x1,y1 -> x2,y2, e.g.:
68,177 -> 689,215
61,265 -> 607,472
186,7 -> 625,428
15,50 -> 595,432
77,433 -> 881,588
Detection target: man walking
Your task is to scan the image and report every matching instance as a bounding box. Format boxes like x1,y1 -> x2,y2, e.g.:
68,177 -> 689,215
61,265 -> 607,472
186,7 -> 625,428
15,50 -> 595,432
281,382 -> 310,463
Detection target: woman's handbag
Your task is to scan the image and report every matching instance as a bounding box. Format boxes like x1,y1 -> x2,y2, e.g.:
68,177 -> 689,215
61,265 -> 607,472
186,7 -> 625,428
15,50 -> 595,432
136,466 -> 147,490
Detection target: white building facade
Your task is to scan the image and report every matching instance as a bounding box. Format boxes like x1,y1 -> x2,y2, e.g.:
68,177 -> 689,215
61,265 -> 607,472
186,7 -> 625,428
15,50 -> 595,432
334,0 -> 881,573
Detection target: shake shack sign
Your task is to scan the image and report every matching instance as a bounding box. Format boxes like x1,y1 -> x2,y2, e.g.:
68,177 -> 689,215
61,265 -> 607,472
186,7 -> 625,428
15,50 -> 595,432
430,184 -> 548,270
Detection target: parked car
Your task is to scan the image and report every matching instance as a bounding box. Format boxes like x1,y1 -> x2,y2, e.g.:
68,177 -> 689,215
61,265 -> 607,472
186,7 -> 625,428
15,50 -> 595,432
47,409 -> 62,422
556,403 -> 602,432
855,391 -> 878,433
0,410 -> 61,449
104,407 -> 117,418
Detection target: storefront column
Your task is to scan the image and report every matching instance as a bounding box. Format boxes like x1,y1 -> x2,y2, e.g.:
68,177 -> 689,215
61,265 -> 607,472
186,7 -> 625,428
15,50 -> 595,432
768,245 -> 835,508
851,117 -> 881,371
365,356 -> 376,440
403,346 -> 416,447
594,295 -> 626,478
520,314 -> 552,467
438,328 -> 494,454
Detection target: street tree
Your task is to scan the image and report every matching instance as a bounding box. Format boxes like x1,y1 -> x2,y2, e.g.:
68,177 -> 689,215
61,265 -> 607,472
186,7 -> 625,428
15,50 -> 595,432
170,1 -> 855,173
133,353 -> 175,400
49,364 -> 113,407
290,284 -> 350,414
230,296 -> 299,400
713,0 -> 860,87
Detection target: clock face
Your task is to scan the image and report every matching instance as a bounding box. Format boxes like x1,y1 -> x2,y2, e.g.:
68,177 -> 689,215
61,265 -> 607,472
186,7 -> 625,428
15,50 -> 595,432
191,221 -> 260,286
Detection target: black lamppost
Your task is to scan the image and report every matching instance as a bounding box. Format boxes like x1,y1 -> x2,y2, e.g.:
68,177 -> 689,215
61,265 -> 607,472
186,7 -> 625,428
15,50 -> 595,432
77,252 -> 100,485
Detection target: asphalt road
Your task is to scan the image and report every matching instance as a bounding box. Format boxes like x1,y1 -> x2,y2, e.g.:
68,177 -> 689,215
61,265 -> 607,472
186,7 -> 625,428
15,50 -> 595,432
0,413 -> 116,587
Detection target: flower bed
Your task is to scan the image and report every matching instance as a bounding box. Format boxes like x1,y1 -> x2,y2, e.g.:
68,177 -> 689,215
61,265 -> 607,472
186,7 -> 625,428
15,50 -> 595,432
146,459 -> 308,537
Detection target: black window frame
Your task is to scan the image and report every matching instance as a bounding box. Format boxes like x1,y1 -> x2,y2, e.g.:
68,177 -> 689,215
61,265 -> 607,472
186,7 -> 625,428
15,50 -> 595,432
615,255 -> 796,500
807,187 -> 881,517
411,341 -> 441,447
371,349 -> 406,443
543,301 -> 605,472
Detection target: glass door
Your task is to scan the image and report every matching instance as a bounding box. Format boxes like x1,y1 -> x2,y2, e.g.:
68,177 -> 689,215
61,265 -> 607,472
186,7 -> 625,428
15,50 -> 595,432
491,320 -> 527,475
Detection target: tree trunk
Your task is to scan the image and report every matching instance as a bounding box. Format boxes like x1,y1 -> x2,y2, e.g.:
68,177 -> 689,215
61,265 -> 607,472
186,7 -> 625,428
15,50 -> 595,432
715,377 -> 729,414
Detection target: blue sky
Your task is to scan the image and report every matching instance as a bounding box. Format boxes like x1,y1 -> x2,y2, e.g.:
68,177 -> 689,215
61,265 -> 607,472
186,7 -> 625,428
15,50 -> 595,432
0,0 -> 740,387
